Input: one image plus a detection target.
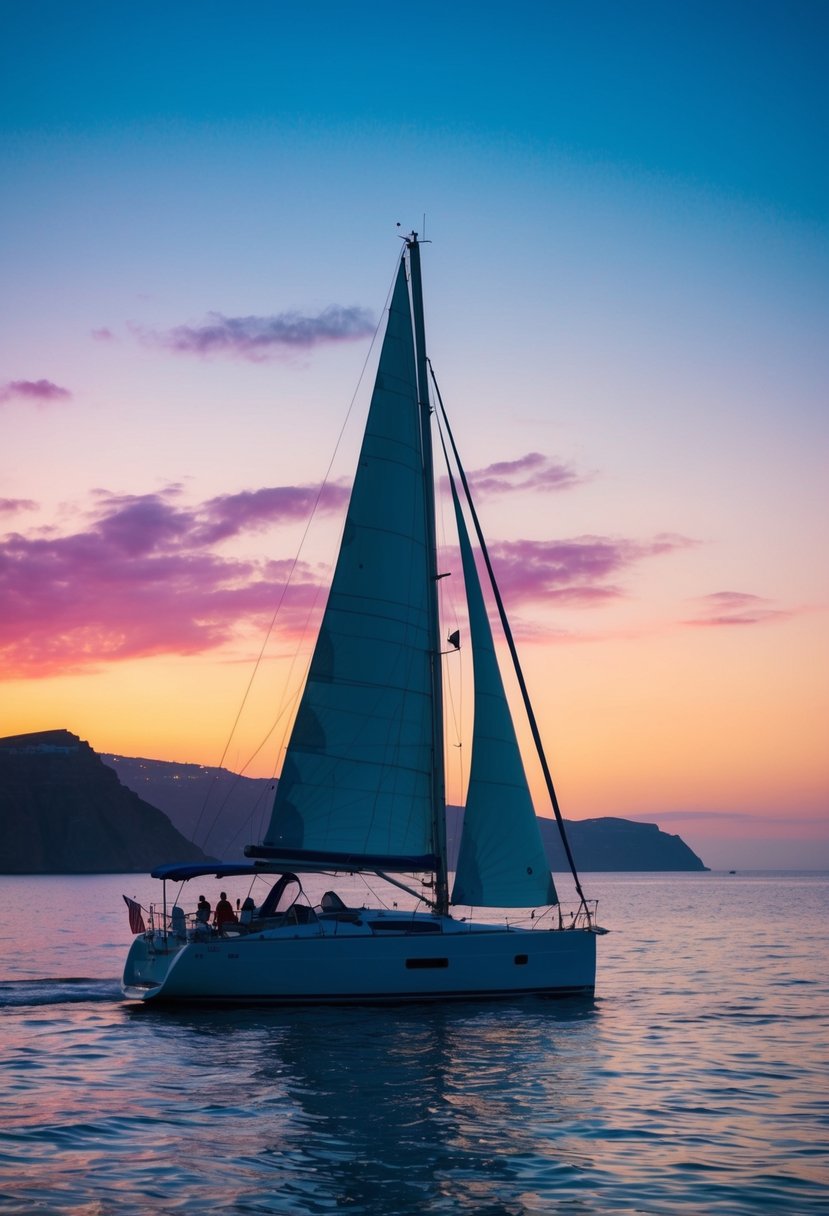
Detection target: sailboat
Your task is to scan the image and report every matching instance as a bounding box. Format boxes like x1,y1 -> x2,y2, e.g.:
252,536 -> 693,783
122,235 -> 602,1004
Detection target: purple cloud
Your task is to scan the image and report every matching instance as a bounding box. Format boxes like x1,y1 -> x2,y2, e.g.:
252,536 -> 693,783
194,483 -> 351,545
0,463 -> 699,677
0,379 -> 72,405
91,327 -> 115,341
136,306 -> 375,361
486,533 -> 694,606
0,480 -> 349,678
87,482 -> 352,554
467,452 -> 585,496
0,499 -> 37,516
685,591 -> 791,627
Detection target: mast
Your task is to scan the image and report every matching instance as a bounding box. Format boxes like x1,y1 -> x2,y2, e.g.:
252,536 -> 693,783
407,234 -> 449,916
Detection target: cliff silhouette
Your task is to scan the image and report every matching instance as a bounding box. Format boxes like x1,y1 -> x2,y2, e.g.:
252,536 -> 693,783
0,730 -> 208,873
104,752 -> 708,872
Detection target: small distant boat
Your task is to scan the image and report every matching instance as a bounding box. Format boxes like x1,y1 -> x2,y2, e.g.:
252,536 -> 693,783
122,235 -> 602,1005
729,870 -> 737,875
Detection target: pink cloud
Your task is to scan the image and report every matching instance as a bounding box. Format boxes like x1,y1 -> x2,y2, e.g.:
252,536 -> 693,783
135,306 -> 375,361
466,452 -> 585,496
0,482 -> 347,678
635,810 -> 761,823
685,591 -> 791,627
91,327 -> 115,341
0,379 -> 72,405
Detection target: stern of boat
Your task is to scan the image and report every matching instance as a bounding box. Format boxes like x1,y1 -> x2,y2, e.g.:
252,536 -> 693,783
121,930 -> 182,1001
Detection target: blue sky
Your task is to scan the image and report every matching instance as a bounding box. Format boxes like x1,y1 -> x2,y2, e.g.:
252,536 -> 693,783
3,1 -> 826,218
1,1 -> 827,869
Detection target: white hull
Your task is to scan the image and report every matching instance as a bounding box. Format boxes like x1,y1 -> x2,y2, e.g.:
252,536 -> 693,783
122,913 -> 596,1005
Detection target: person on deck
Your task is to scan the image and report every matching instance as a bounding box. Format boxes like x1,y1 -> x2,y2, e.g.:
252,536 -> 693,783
196,895 -> 211,924
213,892 -> 237,933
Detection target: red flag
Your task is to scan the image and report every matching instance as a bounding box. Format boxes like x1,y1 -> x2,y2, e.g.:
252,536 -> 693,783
123,895 -> 146,934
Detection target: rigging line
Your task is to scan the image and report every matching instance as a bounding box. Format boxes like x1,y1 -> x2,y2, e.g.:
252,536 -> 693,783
428,359 -> 591,917
193,255 -> 402,849
196,691 -> 301,851
200,567 -> 328,849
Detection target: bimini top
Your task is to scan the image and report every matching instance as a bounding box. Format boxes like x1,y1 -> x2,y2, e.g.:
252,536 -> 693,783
150,861 -> 278,882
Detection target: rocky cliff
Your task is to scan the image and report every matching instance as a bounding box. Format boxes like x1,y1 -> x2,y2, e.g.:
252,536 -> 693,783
539,814 -> 706,871
0,730 -> 209,873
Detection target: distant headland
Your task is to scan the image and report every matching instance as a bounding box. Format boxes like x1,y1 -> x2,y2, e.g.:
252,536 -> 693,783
0,728 -> 708,873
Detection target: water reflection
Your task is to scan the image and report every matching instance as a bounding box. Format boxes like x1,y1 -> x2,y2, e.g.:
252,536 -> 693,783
127,998 -> 599,1214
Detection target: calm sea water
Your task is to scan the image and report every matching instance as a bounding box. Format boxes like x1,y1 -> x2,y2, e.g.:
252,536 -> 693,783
0,871 -> 827,1215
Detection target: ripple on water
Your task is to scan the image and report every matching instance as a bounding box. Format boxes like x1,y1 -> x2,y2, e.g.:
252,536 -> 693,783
1,873 -> 828,1214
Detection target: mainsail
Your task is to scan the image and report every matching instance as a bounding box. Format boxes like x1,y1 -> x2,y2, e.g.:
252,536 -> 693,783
255,260 -> 437,869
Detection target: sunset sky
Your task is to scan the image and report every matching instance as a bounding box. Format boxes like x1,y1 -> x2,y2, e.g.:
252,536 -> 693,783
1,1 -> 827,870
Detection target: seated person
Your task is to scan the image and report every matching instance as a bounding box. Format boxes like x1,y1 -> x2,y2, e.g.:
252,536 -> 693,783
196,895 -> 211,924
239,896 -> 256,926
320,890 -> 347,912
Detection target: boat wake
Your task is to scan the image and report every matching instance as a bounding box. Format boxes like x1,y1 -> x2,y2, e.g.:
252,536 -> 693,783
0,977 -> 121,1008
